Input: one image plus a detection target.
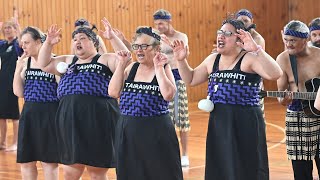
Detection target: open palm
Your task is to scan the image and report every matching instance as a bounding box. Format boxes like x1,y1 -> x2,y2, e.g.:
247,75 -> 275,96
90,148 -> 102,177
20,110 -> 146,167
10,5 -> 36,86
172,40 -> 188,61
235,29 -> 258,52
100,17 -> 115,40
46,25 -> 61,45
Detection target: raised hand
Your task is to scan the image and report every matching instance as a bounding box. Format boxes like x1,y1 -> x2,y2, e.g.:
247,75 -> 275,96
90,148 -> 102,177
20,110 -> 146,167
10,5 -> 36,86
12,7 -> 21,35
172,40 -> 188,61
116,50 -> 131,64
153,52 -> 168,67
100,17 -> 115,40
13,7 -> 18,24
16,53 -> 27,78
235,29 -> 259,52
46,25 -> 61,46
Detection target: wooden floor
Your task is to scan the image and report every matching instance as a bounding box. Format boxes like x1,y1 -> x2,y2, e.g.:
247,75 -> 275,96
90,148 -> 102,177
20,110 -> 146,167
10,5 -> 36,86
0,100 -> 319,180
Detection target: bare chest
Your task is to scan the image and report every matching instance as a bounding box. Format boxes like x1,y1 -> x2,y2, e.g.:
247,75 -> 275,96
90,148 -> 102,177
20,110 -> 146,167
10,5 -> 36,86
287,57 -> 320,91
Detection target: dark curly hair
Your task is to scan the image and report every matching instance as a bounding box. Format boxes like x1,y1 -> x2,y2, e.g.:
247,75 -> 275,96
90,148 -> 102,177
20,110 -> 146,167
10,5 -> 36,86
222,14 -> 246,31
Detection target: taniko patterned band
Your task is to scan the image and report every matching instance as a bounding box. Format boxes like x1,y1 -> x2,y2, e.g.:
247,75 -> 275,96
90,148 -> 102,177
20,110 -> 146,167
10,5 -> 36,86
310,25 -> 320,32
72,27 -> 99,47
236,11 -> 253,19
153,15 -> 171,20
284,29 -> 309,38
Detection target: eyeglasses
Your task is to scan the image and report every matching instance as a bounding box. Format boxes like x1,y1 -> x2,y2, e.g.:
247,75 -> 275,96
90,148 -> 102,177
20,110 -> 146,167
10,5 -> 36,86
217,30 -> 234,37
131,44 -> 153,50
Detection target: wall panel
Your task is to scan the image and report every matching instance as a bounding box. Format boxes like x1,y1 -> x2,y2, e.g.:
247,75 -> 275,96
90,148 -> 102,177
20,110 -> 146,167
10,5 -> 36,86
289,0 -> 320,24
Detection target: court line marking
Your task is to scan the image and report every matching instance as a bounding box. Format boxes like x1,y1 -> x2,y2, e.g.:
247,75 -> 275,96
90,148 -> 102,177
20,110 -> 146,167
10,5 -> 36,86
187,122 -> 286,170
265,122 -> 286,150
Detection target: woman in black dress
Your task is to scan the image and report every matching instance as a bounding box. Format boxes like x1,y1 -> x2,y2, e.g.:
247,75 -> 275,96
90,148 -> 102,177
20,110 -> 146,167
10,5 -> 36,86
109,27 -> 183,180
13,26 -> 59,180
38,18 -> 130,180
174,18 -> 283,180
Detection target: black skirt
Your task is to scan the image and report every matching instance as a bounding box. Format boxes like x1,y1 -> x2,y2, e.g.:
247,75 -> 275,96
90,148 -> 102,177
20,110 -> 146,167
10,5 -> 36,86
17,102 -> 59,163
56,95 -> 119,168
116,114 -> 183,180
0,41 -> 20,119
0,89 -> 19,119
205,103 -> 269,180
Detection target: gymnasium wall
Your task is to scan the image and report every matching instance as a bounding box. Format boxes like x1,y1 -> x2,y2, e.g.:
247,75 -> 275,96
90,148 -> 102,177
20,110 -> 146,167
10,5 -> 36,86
1,0 -> 318,102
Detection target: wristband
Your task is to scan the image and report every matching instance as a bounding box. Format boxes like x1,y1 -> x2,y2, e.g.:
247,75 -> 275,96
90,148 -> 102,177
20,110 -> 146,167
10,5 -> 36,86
251,45 -> 262,56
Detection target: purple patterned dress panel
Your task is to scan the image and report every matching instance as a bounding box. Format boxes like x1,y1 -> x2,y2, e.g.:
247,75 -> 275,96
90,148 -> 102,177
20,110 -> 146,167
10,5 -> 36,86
208,70 -> 261,106
24,69 -> 58,102
57,62 -> 112,99
119,81 -> 169,116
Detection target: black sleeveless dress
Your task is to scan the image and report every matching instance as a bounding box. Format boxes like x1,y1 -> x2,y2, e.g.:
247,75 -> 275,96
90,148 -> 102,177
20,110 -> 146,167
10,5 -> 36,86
205,53 -> 269,180
17,57 -> 59,163
116,62 -> 183,180
56,54 -> 119,168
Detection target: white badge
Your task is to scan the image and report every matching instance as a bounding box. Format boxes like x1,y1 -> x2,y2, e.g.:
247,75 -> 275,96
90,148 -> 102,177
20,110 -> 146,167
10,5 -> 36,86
198,95 -> 214,112
56,62 -> 68,74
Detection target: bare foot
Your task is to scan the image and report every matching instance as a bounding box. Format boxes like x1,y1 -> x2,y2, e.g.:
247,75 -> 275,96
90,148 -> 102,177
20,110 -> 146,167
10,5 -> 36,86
5,144 -> 17,152
0,142 -> 6,150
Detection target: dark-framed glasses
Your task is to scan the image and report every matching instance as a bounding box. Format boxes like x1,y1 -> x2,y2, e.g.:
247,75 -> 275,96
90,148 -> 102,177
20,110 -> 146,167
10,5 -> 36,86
131,44 -> 153,50
217,30 -> 234,37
